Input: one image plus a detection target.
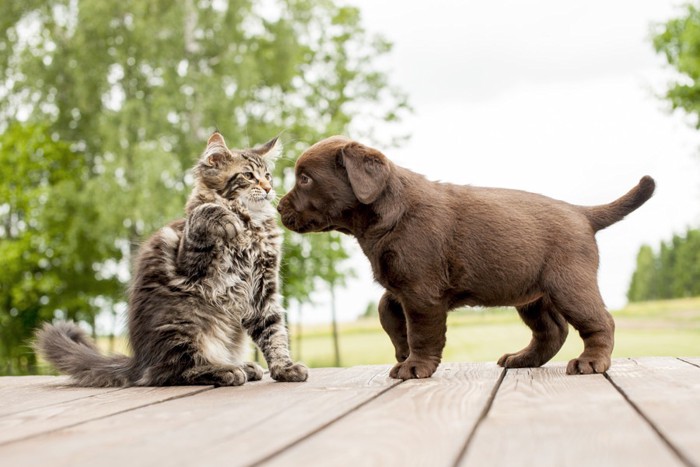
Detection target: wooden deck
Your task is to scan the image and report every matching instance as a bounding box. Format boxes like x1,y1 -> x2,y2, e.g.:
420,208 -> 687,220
1,357 -> 698,467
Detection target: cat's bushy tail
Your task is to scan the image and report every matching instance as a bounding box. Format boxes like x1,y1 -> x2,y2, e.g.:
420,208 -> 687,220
34,322 -> 133,387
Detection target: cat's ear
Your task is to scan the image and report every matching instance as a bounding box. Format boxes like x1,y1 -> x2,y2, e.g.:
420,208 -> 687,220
252,137 -> 282,163
340,141 -> 390,204
204,151 -> 227,168
207,131 -> 226,147
203,132 -> 229,168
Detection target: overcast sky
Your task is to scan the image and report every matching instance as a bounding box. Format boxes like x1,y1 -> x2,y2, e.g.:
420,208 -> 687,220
291,0 -> 700,324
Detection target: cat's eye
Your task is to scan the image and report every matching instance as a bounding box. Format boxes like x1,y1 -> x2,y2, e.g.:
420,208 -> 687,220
265,173 -> 272,181
243,172 -> 255,181
299,174 -> 311,185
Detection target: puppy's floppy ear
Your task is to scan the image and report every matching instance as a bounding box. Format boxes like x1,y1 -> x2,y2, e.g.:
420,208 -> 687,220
340,141 -> 390,204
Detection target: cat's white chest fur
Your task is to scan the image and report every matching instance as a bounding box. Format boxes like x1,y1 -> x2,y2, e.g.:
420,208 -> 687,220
200,323 -> 246,366
246,200 -> 276,224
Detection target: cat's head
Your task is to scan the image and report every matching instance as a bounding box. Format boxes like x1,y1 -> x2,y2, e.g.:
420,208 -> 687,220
194,132 -> 282,211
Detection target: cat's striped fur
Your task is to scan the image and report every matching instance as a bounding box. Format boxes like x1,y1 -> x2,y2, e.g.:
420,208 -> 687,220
34,132 -> 307,387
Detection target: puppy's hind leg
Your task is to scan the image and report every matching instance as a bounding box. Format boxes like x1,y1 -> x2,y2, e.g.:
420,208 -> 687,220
378,291 -> 409,363
498,297 -> 568,369
545,269 -> 614,375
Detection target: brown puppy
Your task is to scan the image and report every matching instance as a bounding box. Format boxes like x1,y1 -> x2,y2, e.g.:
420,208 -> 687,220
277,136 -> 655,379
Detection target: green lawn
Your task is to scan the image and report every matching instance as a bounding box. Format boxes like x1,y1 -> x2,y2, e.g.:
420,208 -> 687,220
289,298 -> 700,368
97,297 -> 700,369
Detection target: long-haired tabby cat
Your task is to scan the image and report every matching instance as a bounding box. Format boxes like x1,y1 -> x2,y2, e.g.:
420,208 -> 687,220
34,132 -> 308,387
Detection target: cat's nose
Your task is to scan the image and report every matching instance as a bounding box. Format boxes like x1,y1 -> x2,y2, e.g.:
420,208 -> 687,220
259,180 -> 272,193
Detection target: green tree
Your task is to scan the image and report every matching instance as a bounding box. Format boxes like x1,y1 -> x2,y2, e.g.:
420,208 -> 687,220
309,231 -> 353,367
0,123 -> 121,374
670,229 -> 700,297
627,228 -> 700,302
627,244 -> 658,302
637,5 -> 700,303
0,0 -> 408,374
653,2 -> 700,128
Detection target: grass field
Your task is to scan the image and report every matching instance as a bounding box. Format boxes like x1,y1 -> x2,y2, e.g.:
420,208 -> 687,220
287,297 -> 700,368
97,297 -> 700,369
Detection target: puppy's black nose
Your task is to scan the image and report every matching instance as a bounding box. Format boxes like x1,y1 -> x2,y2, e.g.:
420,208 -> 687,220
277,203 -> 283,213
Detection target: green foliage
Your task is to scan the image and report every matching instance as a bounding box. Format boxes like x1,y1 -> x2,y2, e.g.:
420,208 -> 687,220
653,1 -> 700,127
628,228 -> 700,302
0,123 -> 122,374
0,0 -> 408,374
643,6 -> 700,301
627,245 -> 658,302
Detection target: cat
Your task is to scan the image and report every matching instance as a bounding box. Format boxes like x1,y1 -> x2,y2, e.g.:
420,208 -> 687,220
34,132 -> 308,387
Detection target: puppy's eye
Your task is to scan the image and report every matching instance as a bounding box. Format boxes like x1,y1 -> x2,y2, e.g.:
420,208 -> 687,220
243,172 -> 255,181
299,174 -> 311,185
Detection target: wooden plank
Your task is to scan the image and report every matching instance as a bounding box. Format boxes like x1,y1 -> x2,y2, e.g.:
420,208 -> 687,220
0,377 -> 122,418
0,384 -> 211,445
262,362 -> 502,467
459,363 -> 682,467
203,366 -> 400,466
606,357 -> 700,466
0,367 -> 397,467
0,376 -> 70,388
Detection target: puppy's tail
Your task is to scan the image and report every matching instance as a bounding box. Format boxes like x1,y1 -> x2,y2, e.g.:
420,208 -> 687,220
34,321 -> 133,387
582,176 -> 655,232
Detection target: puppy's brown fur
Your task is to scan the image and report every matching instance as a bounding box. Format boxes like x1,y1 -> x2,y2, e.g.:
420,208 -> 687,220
278,136 -> 655,379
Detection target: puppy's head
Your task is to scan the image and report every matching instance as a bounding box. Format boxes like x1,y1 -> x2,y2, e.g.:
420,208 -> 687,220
278,136 -> 391,233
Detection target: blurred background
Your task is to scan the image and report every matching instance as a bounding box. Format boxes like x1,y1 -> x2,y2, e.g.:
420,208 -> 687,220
1,0 -> 699,375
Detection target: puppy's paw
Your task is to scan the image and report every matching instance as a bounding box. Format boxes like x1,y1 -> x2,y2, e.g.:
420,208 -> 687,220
497,350 -> 546,368
566,355 -> 610,375
393,348 -> 409,363
242,362 -> 264,381
270,362 -> 309,382
389,357 -> 439,380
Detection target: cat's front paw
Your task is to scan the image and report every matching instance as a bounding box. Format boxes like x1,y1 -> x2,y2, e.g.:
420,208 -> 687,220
243,362 -> 264,381
219,215 -> 244,240
270,362 -> 308,382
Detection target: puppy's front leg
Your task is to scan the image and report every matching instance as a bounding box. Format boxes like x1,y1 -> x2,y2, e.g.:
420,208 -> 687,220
389,300 -> 446,380
378,291 -> 409,363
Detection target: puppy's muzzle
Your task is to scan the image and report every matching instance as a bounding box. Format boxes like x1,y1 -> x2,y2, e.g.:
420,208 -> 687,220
277,195 -> 298,229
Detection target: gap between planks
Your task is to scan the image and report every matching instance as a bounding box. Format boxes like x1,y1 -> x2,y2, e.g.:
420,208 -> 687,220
0,383 -> 124,419
249,375 -> 404,466
678,357 -> 700,369
458,361 -> 685,467
0,367 -> 396,467
260,363 -> 505,467
0,385 -> 214,446
451,367 -> 507,466
605,357 -> 700,467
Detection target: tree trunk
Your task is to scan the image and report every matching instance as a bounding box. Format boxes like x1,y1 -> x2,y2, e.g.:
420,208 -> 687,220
330,285 -> 340,367
296,302 -> 303,361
